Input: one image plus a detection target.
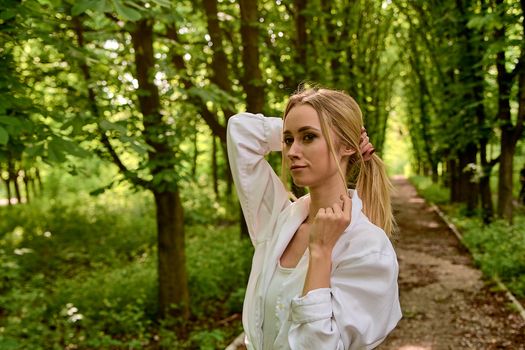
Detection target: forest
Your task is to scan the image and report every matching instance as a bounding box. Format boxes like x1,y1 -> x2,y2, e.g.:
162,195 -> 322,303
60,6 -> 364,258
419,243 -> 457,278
0,0 -> 524,349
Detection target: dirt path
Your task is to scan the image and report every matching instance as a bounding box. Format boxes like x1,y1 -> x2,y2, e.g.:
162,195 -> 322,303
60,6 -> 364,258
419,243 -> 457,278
378,176 -> 525,350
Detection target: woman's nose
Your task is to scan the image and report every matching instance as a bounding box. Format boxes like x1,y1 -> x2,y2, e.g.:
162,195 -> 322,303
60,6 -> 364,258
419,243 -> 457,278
287,141 -> 301,159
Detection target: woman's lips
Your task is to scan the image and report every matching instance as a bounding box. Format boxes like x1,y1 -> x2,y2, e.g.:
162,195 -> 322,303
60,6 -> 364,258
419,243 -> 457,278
290,165 -> 307,171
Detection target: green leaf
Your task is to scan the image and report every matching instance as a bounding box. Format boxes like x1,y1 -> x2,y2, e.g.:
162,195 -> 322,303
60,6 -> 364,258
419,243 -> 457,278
0,9 -> 17,21
119,135 -> 147,154
112,0 -> 141,21
25,143 -> 45,158
89,181 -> 115,196
94,0 -> 111,13
72,0 -> 100,16
150,0 -> 171,8
48,136 -> 90,162
0,126 -> 8,145
47,139 -> 67,163
100,120 -> 128,134
0,116 -> 22,128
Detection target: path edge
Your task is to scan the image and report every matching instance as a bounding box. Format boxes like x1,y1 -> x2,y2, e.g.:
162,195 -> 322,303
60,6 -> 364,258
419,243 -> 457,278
429,202 -> 525,322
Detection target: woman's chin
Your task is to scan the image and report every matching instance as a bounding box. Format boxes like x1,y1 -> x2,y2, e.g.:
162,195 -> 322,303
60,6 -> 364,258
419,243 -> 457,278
291,178 -> 308,187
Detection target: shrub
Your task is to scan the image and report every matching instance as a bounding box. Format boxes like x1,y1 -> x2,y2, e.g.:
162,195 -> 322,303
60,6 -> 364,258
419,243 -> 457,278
0,189 -> 252,349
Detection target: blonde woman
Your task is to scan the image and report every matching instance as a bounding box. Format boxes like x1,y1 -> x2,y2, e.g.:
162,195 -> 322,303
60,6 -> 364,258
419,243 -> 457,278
227,88 -> 401,350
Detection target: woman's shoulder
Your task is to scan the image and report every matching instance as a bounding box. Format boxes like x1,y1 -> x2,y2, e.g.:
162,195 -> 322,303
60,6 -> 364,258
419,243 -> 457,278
333,217 -> 396,268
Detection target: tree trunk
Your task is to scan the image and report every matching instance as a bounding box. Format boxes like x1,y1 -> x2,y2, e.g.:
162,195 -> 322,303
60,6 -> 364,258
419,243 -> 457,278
454,146 -> 478,214
294,0 -> 308,75
29,168 -> 37,198
431,162 -> 438,183
131,19 -> 189,319
22,170 -> 30,204
464,144 -> 478,215
497,132 -> 515,221
154,190 -> 189,320
202,0 -> 235,120
8,161 -> 21,204
238,0 -> 264,238
2,173 -> 11,206
449,159 -> 460,203
479,139 -> 495,224
35,168 -> 43,194
321,0 -> 340,85
493,0 -> 525,222
212,135 -> 219,198
239,0 -> 264,112
192,124 -> 198,178
479,172 -> 493,224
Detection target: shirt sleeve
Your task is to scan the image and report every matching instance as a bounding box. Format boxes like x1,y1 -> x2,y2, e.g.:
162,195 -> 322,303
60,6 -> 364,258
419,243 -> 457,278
288,251 -> 401,350
226,112 -> 290,245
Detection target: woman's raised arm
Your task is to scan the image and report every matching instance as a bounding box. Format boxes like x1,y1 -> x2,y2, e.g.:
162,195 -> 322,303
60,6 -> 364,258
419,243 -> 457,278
227,113 -> 290,245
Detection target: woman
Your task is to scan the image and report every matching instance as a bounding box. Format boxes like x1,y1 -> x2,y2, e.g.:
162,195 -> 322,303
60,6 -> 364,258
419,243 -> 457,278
227,88 -> 401,350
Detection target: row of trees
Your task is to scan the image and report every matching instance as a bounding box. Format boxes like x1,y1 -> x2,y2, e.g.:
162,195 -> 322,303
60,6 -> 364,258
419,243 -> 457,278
396,0 -> 525,223
2,0 -> 523,326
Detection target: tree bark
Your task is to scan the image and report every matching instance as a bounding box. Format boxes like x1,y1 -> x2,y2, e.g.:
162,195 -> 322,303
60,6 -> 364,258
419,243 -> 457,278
498,129 -> 515,221
35,168 -> 43,195
239,0 -> 265,112
212,135 -> 219,198
8,160 -> 21,204
1,169 -> 11,205
131,19 -> 189,319
449,159 -> 460,203
154,190 -> 189,320
495,24 -> 515,221
294,0 -> 307,72
22,170 -> 30,204
192,124 -> 198,179
202,0 -> 236,119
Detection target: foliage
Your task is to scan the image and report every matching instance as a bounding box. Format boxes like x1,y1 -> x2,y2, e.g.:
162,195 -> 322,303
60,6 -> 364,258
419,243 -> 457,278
0,179 -> 251,349
409,175 -> 449,205
459,216 -> 525,298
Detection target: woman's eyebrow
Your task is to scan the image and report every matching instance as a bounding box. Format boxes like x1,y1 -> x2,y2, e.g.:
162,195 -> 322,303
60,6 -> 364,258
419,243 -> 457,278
283,126 -> 321,134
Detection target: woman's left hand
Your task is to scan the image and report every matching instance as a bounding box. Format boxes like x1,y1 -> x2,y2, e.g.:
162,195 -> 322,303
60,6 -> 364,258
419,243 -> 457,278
360,127 -> 375,161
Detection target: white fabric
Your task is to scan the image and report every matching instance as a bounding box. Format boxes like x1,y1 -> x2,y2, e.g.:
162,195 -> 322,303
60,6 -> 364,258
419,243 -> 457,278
263,263 -> 299,350
227,112 -> 402,350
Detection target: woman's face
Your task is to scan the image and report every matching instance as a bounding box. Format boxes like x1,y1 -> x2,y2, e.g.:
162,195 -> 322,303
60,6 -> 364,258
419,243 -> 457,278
283,104 -> 345,188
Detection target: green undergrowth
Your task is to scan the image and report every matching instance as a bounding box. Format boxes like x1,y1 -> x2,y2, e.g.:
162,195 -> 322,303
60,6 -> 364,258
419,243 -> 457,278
0,190 -> 252,349
409,175 -> 525,299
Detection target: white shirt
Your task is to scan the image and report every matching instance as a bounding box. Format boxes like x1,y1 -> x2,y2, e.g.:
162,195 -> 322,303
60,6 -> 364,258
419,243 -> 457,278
263,262 -> 299,350
227,112 -> 402,350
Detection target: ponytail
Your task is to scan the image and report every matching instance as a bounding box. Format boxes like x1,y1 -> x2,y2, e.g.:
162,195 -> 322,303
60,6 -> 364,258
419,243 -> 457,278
355,155 -> 396,236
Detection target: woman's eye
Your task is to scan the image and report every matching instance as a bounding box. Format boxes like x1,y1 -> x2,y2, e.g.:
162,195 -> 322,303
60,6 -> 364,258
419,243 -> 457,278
283,137 -> 293,145
303,134 -> 316,142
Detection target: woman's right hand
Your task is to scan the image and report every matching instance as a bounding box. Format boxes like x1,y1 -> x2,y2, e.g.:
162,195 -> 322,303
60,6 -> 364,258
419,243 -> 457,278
308,194 -> 352,258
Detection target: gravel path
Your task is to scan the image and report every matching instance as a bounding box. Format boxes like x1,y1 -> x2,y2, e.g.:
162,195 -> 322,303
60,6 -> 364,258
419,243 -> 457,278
378,176 -> 525,349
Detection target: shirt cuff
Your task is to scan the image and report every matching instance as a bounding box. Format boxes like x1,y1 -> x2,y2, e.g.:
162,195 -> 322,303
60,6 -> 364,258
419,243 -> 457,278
290,288 -> 333,324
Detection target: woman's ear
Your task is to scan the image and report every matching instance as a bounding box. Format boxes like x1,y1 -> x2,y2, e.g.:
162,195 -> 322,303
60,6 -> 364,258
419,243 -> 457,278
340,145 -> 356,157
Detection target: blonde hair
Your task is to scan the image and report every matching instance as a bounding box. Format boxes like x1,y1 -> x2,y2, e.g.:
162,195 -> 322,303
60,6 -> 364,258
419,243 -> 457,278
280,87 -> 396,236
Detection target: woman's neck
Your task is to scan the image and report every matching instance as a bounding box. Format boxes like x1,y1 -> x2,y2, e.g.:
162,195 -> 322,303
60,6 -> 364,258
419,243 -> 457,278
307,180 -> 349,223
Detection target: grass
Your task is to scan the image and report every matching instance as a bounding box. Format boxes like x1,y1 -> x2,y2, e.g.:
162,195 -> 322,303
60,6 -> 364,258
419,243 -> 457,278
0,177 -> 252,349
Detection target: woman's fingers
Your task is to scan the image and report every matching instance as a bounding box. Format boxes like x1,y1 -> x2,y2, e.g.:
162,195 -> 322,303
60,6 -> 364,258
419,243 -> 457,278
309,196 -> 352,249
360,127 -> 375,161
